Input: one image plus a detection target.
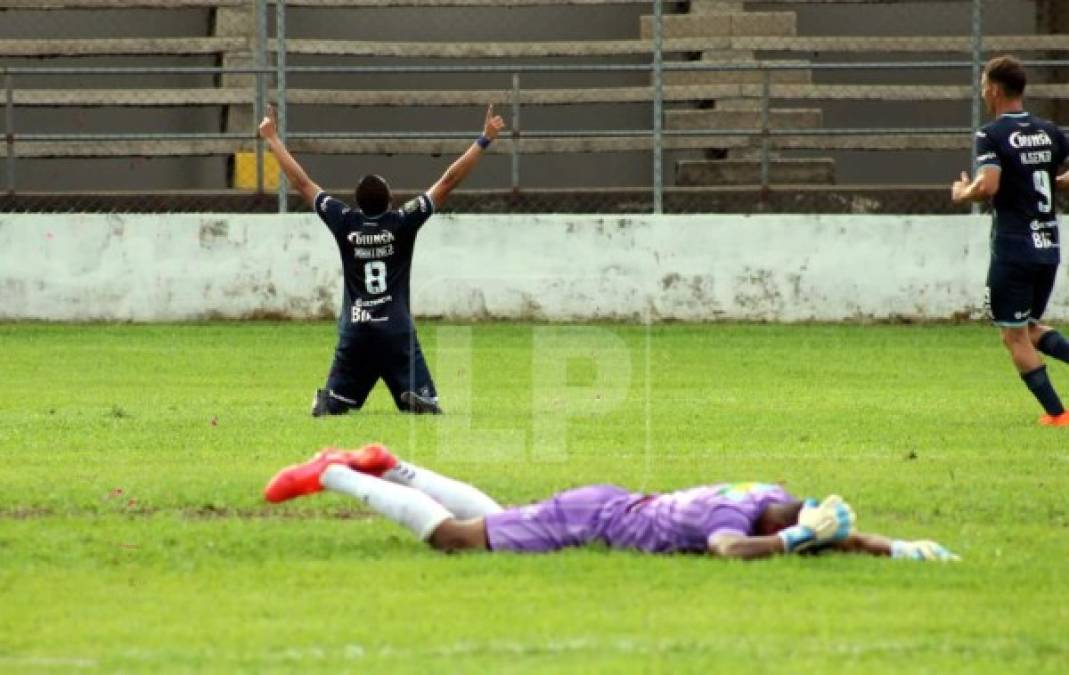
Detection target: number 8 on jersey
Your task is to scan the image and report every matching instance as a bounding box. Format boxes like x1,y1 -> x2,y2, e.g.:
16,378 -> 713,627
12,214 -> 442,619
365,261 -> 388,295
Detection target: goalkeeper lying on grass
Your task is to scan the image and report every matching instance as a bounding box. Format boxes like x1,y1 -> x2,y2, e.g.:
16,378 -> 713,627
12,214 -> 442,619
264,446 -> 958,562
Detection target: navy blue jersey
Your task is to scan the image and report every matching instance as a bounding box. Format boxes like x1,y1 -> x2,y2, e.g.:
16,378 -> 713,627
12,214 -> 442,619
975,112 -> 1069,264
314,190 -> 435,333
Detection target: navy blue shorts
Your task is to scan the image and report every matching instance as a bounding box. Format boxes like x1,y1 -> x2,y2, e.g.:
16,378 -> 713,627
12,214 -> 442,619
323,329 -> 437,412
985,258 -> 1058,327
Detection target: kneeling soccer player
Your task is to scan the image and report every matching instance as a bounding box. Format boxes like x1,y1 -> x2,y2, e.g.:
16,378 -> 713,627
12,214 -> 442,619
264,446 -> 958,561
258,104 -> 506,417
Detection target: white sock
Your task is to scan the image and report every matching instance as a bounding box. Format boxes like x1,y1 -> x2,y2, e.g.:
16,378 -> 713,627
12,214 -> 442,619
383,461 -> 503,519
320,465 -> 453,541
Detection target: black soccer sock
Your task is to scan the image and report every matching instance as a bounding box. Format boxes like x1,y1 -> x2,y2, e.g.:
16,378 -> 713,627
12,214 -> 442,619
1020,365 -> 1065,416
1037,330 -> 1069,365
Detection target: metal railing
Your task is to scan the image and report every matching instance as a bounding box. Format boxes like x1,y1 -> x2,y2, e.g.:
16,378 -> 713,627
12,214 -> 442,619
0,0 -> 1065,213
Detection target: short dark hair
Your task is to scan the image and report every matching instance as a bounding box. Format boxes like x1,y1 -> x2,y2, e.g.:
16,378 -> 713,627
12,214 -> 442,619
355,174 -> 391,217
985,55 -> 1027,97
755,500 -> 804,536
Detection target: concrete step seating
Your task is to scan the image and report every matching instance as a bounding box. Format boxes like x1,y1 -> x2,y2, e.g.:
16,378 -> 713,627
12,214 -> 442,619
665,107 -> 823,131
0,0 -> 1065,185
677,158 -> 836,186
3,33 -> 1064,58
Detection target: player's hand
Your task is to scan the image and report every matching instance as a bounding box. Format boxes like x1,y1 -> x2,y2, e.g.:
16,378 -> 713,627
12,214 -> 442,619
483,104 -> 506,141
951,171 -> 971,203
892,539 -> 960,562
259,105 -> 278,140
778,494 -> 856,553
1056,170 -> 1069,193
798,495 -> 856,544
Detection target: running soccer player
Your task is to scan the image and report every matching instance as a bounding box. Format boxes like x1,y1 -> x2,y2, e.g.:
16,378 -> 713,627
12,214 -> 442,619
263,445 -> 959,562
258,105 -> 506,416
952,56 -> 1069,426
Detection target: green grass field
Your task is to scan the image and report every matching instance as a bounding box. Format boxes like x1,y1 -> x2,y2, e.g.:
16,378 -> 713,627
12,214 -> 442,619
1,321 -> 1067,673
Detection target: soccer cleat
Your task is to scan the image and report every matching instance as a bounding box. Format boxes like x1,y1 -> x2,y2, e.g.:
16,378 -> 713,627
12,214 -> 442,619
312,388 -> 360,417
344,443 -> 399,478
263,450 -> 351,503
1038,411 -> 1069,427
311,388 -> 331,417
399,390 -> 443,415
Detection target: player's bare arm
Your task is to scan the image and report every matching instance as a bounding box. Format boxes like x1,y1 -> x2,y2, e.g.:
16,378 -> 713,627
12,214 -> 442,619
833,533 -> 959,561
831,532 -> 892,555
1056,170 -> 1069,193
707,533 -> 786,560
711,531 -> 957,561
258,105 -> 322,207
704,497 -> 957,562
427,104 -> 506,208
708,495 -> 856,560
708,532 -> 896,560
951,167 -> 1000,204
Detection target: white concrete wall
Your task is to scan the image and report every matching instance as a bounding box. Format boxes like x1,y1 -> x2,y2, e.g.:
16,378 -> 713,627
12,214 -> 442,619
0,213 -> 1058,322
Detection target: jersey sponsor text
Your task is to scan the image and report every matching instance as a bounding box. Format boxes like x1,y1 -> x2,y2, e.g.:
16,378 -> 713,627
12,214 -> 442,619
1009,130 -> 1053,149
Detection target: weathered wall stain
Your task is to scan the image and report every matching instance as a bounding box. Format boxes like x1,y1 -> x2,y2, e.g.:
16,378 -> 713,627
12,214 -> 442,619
661,273 -> 681,291
1,213 -> 1061,323
198,220 -> 229,248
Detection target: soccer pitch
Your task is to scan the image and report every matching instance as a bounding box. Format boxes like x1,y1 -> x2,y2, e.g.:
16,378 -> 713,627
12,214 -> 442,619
1,321 -> 1067,673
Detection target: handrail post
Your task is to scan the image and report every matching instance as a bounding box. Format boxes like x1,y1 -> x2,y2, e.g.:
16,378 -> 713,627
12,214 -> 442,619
255,0 -> 268,195
760,66 -> 771,199
652,0 -> 664,214
511,73 -> 521,194
5,71 -> 14,196
970,0 -> 984,215
275,0 -> 288,213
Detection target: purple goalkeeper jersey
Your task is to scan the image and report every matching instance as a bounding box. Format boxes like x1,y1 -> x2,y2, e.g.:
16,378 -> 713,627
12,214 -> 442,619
485,482 -> 796,554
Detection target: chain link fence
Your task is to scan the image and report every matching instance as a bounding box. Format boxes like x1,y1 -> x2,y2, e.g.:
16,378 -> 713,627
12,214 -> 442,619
0,0 -> 1066,214
0,1 -> 262,211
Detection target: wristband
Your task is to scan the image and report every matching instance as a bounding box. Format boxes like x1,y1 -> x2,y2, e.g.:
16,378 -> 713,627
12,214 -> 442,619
890,540 -> 911,559
476,135 -> 492,149
778,525 -> 815,554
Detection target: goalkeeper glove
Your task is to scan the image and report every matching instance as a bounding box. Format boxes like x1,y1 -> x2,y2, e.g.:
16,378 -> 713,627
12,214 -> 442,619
778,494 -> 856,553
891,539 -> 960,562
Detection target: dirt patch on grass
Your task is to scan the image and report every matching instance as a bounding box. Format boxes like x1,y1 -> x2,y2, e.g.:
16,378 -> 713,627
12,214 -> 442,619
183,505 -> 375,521
0,506 -> 375,521
0,507 -> 55,519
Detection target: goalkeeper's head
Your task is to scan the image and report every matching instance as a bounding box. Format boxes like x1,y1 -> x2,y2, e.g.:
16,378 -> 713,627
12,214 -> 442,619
356,174 -> 392,218
754,500 -> 804,536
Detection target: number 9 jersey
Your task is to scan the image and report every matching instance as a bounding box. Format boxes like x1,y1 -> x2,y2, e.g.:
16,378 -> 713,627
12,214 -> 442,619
975,112 -> 1069,264
314,190 -> 435,333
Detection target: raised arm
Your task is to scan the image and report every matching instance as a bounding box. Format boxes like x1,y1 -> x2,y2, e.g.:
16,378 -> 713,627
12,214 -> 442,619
952,167 -> 1000,204
427,104 -> 506,209
258,106 -> 321,208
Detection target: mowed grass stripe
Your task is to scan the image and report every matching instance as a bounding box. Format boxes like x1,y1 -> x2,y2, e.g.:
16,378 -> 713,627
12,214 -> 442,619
0,322 -> 1067,673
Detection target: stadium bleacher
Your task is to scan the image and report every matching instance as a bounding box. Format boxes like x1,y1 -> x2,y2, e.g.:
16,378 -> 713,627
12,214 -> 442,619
0,0 -> 1066,211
